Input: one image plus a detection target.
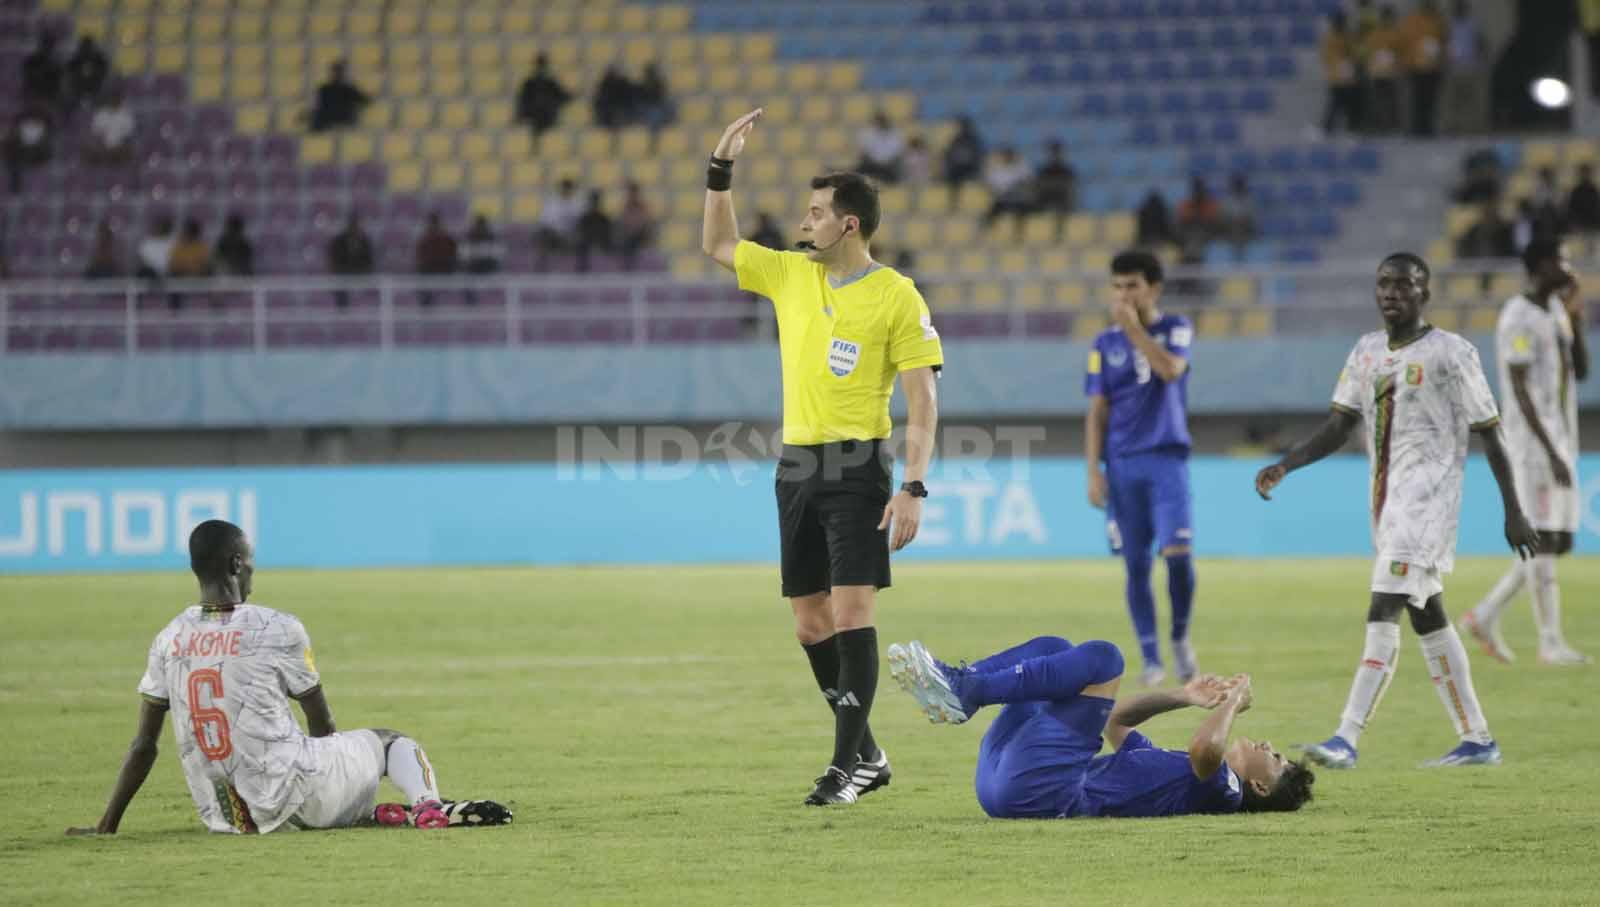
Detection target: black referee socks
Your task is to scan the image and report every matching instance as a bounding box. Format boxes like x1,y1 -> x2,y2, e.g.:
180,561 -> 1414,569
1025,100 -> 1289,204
802,635 -> 880,763
830,627 -> 881,772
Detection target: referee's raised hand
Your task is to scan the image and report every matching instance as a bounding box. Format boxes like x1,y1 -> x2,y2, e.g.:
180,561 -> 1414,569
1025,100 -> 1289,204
714,108 -> 763,161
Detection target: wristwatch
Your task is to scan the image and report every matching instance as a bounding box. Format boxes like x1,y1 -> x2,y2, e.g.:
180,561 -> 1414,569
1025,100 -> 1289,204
900,481 -> 929,498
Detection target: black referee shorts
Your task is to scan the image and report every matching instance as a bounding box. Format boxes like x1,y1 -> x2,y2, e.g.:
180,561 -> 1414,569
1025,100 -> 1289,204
775,439 -> 894,599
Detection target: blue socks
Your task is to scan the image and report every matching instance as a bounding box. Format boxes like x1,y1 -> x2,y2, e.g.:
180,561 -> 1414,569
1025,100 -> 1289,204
962,640 -> 1125,707
1166,553 -> 1196,643
1123,549 -> 1160,667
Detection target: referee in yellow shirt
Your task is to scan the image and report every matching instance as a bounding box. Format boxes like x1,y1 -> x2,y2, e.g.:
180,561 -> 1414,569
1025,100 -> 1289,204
702,109 -> 944,806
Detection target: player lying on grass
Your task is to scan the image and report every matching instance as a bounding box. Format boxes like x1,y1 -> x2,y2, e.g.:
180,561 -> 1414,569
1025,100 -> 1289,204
887,636 -> 1314,818
67,520 -> 511,836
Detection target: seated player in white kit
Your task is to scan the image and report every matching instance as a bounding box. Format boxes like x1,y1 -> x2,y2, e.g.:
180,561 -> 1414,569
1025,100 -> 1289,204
67,520 -> 511,835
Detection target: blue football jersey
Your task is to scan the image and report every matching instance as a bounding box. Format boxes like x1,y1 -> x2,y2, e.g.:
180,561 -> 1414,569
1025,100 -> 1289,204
1084,315 -> 1194,460
1079,731 -> 1243,818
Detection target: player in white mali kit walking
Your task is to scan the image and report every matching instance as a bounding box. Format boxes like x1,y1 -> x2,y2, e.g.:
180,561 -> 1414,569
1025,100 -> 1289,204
1461,239 -> 1591,665
1255,253 -> 1539,769
68,520 -> 511,835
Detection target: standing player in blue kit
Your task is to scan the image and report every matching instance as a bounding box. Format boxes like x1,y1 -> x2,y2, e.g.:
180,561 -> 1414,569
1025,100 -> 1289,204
1085,251 -> 1199,687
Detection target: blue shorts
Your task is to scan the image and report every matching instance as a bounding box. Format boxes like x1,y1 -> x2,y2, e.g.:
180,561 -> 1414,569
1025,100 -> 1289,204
1105,450 -> 1193,556
973,695 -> 1115,819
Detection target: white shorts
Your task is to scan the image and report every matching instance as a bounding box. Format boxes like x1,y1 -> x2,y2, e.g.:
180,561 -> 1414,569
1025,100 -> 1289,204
291,729 -> 386,830
1370,557 -> 1444,608
1514,457 -> 1580,533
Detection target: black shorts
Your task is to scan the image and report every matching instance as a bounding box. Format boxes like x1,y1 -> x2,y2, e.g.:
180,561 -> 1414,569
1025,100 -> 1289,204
775,439 -> 894,598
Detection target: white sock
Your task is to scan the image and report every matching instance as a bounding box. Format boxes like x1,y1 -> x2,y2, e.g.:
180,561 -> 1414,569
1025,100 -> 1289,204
1471,561 -> 1525,625
1529,555 -> 1566,651
1334,622 -> 1401,746
1419,626 -> 1493,745
385,737 -> 441,806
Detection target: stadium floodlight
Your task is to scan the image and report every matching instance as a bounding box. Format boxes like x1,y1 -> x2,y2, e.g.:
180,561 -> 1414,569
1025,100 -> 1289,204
1530,77 -> 1573,110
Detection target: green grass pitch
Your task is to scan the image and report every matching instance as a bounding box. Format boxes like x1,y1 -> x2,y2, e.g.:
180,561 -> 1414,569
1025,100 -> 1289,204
3,559 -> 1599,904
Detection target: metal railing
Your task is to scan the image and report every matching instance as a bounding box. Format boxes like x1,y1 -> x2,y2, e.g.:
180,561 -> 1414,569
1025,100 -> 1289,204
0,259 -> 1536,355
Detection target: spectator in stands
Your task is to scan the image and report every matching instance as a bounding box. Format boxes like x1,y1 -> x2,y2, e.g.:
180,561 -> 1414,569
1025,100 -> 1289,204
983,146 -> 1034,234
617,182 -> 656,271
1455,200 -> 1514,261
83,221 -> 122,279
1441,0 -> 1488,135
1400,0 -> 1445,136
213,213 -> 254,277
415,213 -> 458,306
593,65 -> 639,130
902,135 -> 931,186
941,116 -> 985,206
169,219 -> 212,279
535,179 -> 584,269
1453,147 -> 1503,203
463,215 -> 502,276
1363,6 -> 1403,133
1177,176 -> 1221,251
83,88 -> 134,166
1136,189 -> 1176,249
1321,11 -> 1364,134
21,34 -> 62,106
1511,198 -> 1566,254
857,110 -> 906,184
327,213 -> 374,308
634,64 -> 676,134
750,211 -> 785,251
575,190 -> 613,274
1034,140 -> 1077,237
65,35 -> 110,108
309,61 -> 371,132
1524,173 -> 1567,245
1219,173 -> 1257,257
136,216 -> 175,303
3,104 -> 52,194
1568,163 -> 1600,253
515,54 -> 572,140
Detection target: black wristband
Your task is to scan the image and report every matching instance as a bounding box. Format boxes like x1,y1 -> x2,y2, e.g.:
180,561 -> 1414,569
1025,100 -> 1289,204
709,155 -> 735,170
706,167 -> 733,191
900,481 -> 928,499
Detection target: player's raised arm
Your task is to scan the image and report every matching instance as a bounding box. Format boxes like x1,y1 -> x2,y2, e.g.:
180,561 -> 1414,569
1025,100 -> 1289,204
701,108 -> 763,271
1187,675 -> 1251,780
1254,408 -> 1360,500
67,698 -> 168,836
1103,674 -> 1227,750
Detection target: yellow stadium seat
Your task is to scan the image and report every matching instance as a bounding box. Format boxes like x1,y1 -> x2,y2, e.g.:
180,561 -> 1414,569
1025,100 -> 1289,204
1054,281 -> 1087,308
956,250 -> 988,276
309,44 -> 341,72
629,158 -> 665,185
899,220 -> 936,249
308,11 -> 340,38
392,71 -> 427,99
431,163 -> 465,192
501,9 -> 534,35
754,188 -> 788,217
539,132 -> 576,159
997,249 -> 1029,275
347,10 -> 379,37
116,25 -> 148,54
469,41 -> 502,70
659,222 -> 697,252
464,7 -> 497,35
617,6 -> 650,32
586,37 -> 620,65
1075,313 -> 1109,338
1467,306 -> 1498,333
1488,272 -> 1521,299
972,281 -> 1007,310
624,39 -> 657,68
153,14 -> 185,43
541,8 -> 576,34
153,44 -> 185,72
432,71 -> 466,97
1197,309 -> 1232,337
236,103 -> 271,133
382,133 -> 416,162
229,71 -> 265,101
480,100 -> 515,128
579,131 -> 613,157
460,131 -> 497,161
702,34 -> 736,64
706,65 -> 742,93
430,43 -> 464,68
1523,140 -> 1560,169
500,130 -> 531,158
193,12 -> 224,41
824,63 -> 862,92
1015,282 -> 1046,310
271,41 -> 304,69
581,8 -> 614,32
1445,204 -> 1477,238
270,70 -> 303,100
1102,213 -> 1135,246
1080,247 -> 1112,273
1215,276 -> 1252,303
957,185 -> 990,215
787,63 -> 822,93
876,186 -> 909,216
230,44 -> 266,73
615,127 -> 651,160
427,10 -> 460,36
420,133 -> 455,162
1022,216 -> 1056,245
799,96 -> 834,124
388,8 -> 420,37
270,105 -> 300,133
547,37 -> 581,68
440,104 -> 474,131
470,162 -> 504,191
591,160 -> 625,190
1038,248 -> 1073,274
815,126 -> 851,159
740,34 -> 776,63
746,65 -> 780,94
664,36 -> 697,65
925,283 -> 962,309
298,134 -> 333,165
1240,309 -> 1274,336
655,5 -> 693,32
1064,214 -> 1098,245
510,160 -> 543,189
1443,273 -> 1479,303
1506,171 -> 1536,200
473,194 -> 506,221
228,12 -> 262,40
1426,238 -> 1454,266
1428,308 -> 1461,331
672,257 -> 713,280
363,100 -> 394,130
840,96 -> 875,124
192,75 -> 223,101
512,195 -> 544,222
673,191 -> 705,219
339,133 -> 375,163
270,12 -> 303,40
656,128 -> 691,157
1564,140 -> 1599,167
389,44 -> 427,70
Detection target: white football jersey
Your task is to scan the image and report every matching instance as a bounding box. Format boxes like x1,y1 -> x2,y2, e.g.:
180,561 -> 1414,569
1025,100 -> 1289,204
1332,327 -> 1499,573
137,603 -> 321,834
1496,294 -> 1579,468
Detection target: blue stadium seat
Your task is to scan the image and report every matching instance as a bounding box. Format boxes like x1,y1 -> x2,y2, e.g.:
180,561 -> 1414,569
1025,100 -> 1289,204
1246,24 -> 1277,46
1285,182 -> 1319,206
1002,1 -> 1035,21
1304,147 -> 1338,172
1266,148 -> 1301,172
1161,91 -> 1193,116
1494,141 -> 1522,169
1170,26 -> 1200,51
1118,0 -> 1154,16
1023,61 -> 1056,83
1106,59 -> 1139,82
1205,241 -> 1238,266
1347,146 -> 1381,172
1283,245 -> 1321,264
1066,60 -> 1097,83
1171,121 -> 1203,145
1145,58 -> 1179,81
1259,213 -> 1296,236
1198,88 -> 1233,113
1265,55 -> 1296,79
1016,32 -> 1047,54
1132,27 -> 1163,51
1081,0 -> 1114,17
1093,30 -> 1126,53
961,2 -> 997,22
1327,180 -> 1361,207
923,4 -> 956,24
1243,240 -> 1278,263
1252,183 -> 1281,206
1053,30 -> 1085,53
1184,57 -> 1219,80
1081,93 -> 1113,117
1211,25 -> 1242,50
1120,92 -> 1155,117
1210,119 -> 1241,144
1041,0 -> 1072,19
1156,0 -> 1188,15
975,32 -> 1008,54
1288,20 -> 1319,47
1132,121 -> 1162,145
1239,88 -> 1273,113
1223,56 -> 1259,80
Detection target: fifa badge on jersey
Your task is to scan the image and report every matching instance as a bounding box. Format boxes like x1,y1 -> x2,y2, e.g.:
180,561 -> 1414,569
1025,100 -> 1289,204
1405,363 -> 1424,386
1390,561 -> 1409,577
828,337 -> 861,377
304,645 -> 317,673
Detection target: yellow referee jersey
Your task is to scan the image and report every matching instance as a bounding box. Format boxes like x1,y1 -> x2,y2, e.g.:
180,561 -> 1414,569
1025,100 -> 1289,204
735,240 -> 944,445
